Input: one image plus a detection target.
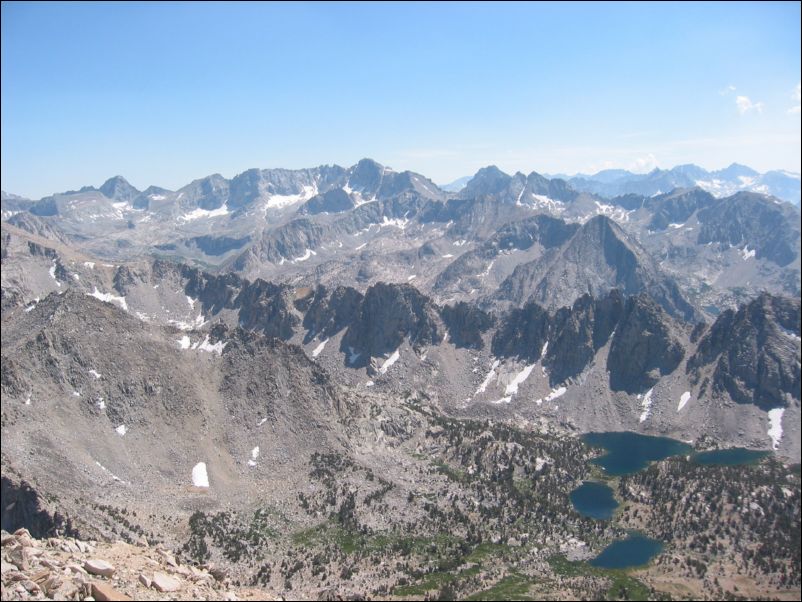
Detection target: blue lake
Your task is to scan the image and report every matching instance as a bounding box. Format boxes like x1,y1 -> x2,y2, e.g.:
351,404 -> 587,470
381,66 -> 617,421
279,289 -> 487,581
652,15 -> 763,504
582,431 -> 693,476
590,533 -> 664,569
570,481 -> 619,520
691,448 -> 770,466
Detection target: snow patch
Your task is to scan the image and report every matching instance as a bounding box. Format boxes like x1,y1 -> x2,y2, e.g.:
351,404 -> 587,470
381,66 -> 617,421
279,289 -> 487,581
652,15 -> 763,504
639,388 -> 654,423
177,335 -> 191,350
192,462 -> 209,488
265,184 -> 317,210
379,348 -> 401,375
677,391 -> 691,412
88,369 -> 102,379
365,380 -> 375,387
24,304 -> 36,313
407,275 -> 416,281
740,246 -> 756,260
95,461 -> 123,482
291,248 -> 316,263
248,446 -> 260,467
193,335 -> 226,355
379,214 -> 410,230
355,242 -> 367,251
312,339 -> 328,358
767,408 -> 785,450
186,295 -> 196,309
115,424 -> 127,436
87,288 -> 128,311
540,341 -> 549,359
347,346 -> 361,365
48,263 -> 60,285
178,204 -> 230,222
479,260 -> 495,278
778,325 -> 801,342
536,386 -> 567,406
505,363 -> 537,396
169,313 -> 207,331
475,360 -> 500,395
97,397 -> 105,410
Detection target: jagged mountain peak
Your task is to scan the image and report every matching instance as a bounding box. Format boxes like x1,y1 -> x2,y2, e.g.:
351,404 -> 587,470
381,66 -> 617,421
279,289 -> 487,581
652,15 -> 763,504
462,165 -> 512,197
99,176 -> 140,203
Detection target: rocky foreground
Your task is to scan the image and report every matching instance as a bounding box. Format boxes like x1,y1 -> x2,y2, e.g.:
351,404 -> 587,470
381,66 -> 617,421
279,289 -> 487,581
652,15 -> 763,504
0,528 -> 281,602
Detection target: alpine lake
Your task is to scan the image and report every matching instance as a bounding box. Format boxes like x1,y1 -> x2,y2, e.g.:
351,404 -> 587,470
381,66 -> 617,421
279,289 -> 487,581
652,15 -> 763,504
571,431 -> 772,569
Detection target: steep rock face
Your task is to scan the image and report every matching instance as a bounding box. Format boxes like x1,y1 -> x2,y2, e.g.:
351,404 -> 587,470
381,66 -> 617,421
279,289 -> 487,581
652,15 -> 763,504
687,294 -> 801,409
28,197 -> 60,217
132,185 -> 172,210
497,215 -> 696,321
491,302 -> 550,360
217,327 -> 343,430
341,283 -> 443,363
187,234 -> 251,256
6,213 -> 71,245
440,302 -> 494,349
302,285 -> 364,343
696,193 -> 801,267
434,215 -> 578,291
607,295 -> 685,393
543,291 -> 625,385
233,218 -> 326,269
99,176 -> 140,204
347,158 -> 384,197
178,263 -> 246,314
301,188 -> 354,215
233,280 -> 299,340
177,174 -> 230,211
645,188 -> 716,230
460,166 -> 512,198
1,475 -> 77,538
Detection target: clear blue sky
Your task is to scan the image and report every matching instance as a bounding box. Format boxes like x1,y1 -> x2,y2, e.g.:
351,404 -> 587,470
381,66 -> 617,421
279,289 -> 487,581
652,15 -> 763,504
2,1 -> 800,198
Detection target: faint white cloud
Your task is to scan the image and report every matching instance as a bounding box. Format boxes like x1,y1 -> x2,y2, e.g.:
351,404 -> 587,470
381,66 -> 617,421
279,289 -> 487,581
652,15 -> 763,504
719,84 -> 737,95
628,153 -> 659,173
789,82 -> 801,114
736,95 -> 764,115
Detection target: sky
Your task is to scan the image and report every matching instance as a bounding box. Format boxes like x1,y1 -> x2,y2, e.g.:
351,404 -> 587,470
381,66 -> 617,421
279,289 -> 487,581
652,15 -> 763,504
1,1 -> 800,198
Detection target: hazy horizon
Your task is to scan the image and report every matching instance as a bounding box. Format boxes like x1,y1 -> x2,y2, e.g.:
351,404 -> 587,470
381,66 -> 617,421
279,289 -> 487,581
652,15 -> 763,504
2,1 -> 800,199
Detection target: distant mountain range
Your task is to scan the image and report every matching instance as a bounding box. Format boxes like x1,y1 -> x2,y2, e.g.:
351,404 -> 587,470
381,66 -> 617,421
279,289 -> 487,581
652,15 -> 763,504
443,163 -> 801,206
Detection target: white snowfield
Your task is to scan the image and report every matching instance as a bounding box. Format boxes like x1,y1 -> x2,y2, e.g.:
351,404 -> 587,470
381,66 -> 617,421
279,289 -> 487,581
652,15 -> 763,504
178,204 -> 230,222
248,446 -> 260,467
87,288 -> 128,311
677,391 -> 691,412
536,386 -> 567,405
638,388 -> 654,423
192,462 -> 209,488
767,408 -> 785,450
312,339 -> 328,357
505,363 -> 537,396
475,360 -> 500,395
379,348 -> 401,375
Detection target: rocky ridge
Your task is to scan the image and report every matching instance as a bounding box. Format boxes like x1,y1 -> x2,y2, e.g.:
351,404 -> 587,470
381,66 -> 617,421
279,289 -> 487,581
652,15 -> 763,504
0,528 -> 280,601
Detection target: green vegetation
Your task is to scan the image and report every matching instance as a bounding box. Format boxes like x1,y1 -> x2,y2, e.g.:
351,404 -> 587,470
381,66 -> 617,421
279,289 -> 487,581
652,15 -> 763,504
548,555 -> 654,601
465,573 -> 535,601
